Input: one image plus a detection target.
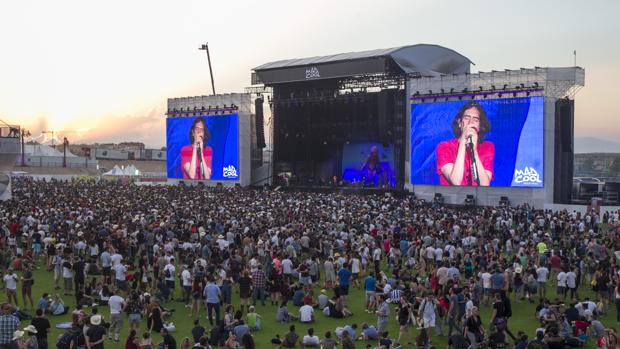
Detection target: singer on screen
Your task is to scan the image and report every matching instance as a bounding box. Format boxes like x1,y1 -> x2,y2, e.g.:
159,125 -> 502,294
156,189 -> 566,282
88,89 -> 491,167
181,117 -> 213,179
436,101 -> 494,186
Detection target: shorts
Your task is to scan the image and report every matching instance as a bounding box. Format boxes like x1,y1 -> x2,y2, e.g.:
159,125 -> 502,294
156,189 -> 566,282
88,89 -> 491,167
299,276 -> 311,286
340,285 -> 349,295
128,313 -> 141,323
557,286 -> 566,294
32,243 -> 41,254
538,281 -> 547,289
103,267 -> 111,276
116,280 -> 129,292
422,316 -> 436,328
483,288 -> 491,295
351,273 -> 359,280
166,280 -> 175,289
365,291 -> 376,302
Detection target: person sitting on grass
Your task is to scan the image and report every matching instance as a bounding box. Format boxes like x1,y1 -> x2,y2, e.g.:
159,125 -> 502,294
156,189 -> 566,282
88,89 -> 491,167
246,306 -> 261,331
321,331 -> 338,349
299,300 -> 314,324
282,325 -> 300,348
302,328 -> 320,348
359,322 -> 379,340
335,324 -> 357,340
276,301 -> 298,323
50,294 -> 68,315
292,285 -> 305,307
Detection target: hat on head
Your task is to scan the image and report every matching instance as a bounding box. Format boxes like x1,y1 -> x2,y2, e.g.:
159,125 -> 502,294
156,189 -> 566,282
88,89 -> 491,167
515,266 -> 523,273
77,231 -> 84,237
90,315 -> 102,325
320,289 -> 326,294
23,325 -> 37,334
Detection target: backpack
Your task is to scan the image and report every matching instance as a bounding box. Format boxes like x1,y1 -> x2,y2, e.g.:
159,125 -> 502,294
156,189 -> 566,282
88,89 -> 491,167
164,268 -> 171,278
56,331 -> 77,349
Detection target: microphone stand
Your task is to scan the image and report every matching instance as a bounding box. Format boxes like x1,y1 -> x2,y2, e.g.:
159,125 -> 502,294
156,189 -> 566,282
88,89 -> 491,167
467,136 -> 480,186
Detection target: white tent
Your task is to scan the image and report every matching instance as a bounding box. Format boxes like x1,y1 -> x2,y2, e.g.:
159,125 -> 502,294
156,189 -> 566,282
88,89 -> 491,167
102,165 -> 125,176
123,165 -> 140,176
25,144 -> 77,157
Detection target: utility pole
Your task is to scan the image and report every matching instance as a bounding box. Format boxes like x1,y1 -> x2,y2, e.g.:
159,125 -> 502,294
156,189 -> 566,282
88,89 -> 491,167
21,128 -> 31,166
63,137 -> 69,167
199,43 -> 216,95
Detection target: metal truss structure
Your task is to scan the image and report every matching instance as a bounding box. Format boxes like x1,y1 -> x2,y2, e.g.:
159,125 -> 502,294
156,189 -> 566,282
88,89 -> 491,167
409,67 -> 585,101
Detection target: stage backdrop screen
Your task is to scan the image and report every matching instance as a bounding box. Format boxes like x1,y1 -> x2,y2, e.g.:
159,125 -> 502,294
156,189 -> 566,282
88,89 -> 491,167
410,96 -> 543,187
342,142 -> 396,187
166,114 -> 239,180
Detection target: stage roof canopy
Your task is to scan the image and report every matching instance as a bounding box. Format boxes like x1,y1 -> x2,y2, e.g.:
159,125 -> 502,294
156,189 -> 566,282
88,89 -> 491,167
253,44 -> 473,85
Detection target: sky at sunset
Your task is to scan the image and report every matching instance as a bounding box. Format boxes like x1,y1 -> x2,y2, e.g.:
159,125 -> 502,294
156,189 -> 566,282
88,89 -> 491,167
1,0 -> 618,148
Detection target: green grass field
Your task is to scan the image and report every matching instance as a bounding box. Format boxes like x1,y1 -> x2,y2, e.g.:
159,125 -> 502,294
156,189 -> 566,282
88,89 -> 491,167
3,262 -> 611,349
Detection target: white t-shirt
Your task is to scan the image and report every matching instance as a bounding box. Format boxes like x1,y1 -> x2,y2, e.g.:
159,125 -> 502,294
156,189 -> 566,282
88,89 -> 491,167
302,335 -> 320,345
164,264 -> 176,281
434,247 -> 443,261
115,264 -> 127,281
182,270 -> 192,287
566,272 -> 577,288
110,253 -> 123,267
556,272 -> 567,287
108,295 -> 125,314
481,272 -> 492,289
351,258 -> 361,274
282,259 -> 293,274
425,246 -> 435,259
299,304 -> 314,322
3,274 -> 17,290
536,267 -> 549,282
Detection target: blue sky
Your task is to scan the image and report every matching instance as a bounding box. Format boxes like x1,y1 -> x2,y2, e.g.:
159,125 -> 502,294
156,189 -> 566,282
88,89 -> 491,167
1,0 -> 618,147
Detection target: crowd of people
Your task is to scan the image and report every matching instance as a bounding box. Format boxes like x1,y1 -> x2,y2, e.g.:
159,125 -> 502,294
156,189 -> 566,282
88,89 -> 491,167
0,177 -> 619,349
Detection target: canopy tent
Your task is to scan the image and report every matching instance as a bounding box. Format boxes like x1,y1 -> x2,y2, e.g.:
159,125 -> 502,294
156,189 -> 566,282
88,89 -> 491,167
102,164 -> 140,176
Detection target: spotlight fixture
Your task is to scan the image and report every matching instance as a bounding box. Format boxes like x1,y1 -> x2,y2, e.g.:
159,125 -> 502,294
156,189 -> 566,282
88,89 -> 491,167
428,90 -> 433,95
450,88 -> 454,93
533,82 -> 539,87
479,86 -> 483,91
440,88 -> 445,93
502,84 -> 508,90
462,88 -> 468,93
491,85 -> 496,90
413,91 -> 420,96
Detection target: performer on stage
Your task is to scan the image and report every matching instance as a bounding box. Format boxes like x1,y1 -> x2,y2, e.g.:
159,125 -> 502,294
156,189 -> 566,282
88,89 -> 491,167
181,117 -> 213,179
436,101 -> 494,186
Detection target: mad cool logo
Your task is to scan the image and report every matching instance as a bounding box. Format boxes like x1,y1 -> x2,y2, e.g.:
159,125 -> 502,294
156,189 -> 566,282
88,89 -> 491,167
513,167 -> 542,185
223,165 -> 238,179
305,67 -> 320,79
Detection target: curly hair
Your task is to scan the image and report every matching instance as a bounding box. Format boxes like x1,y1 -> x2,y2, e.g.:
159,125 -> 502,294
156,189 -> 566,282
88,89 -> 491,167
188,117 -> 211,145
451,101 -> 491,143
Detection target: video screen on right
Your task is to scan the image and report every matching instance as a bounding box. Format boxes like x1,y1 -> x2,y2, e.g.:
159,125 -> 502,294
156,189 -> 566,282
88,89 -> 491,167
410,96 -> 544,187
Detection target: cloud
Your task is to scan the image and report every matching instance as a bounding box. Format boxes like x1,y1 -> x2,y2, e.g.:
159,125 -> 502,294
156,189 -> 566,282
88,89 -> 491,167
56,106 -> 166,148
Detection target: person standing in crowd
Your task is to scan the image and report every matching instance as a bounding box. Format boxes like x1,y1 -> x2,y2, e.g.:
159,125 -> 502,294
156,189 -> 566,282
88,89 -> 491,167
85,315 -> 106,349
107,289 -> 125,343
204,277 -> 222,327
3,269 -> 19,307
0,303 -> 20,349
30,309 -> 50,349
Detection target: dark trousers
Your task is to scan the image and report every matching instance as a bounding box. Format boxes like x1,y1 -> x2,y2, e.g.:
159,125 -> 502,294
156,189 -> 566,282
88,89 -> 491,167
206,302 -> 220,326
252,287 -> 266,306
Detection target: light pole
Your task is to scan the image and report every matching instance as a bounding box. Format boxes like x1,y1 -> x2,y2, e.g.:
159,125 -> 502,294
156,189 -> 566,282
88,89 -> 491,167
21,129 -> 31,167
63,137 -> 69,167
199,43 -> 216,96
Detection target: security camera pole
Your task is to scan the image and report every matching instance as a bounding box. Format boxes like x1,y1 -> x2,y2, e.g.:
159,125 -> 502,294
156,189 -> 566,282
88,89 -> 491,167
199,43 -> 216,96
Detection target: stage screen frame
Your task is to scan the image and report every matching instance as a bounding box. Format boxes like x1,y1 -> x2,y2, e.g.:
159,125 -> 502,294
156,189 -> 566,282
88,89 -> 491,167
166,114 -> 239,181
410,96 -> 544,188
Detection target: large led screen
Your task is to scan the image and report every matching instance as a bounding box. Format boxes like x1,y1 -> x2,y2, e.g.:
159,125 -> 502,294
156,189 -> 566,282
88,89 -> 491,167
410,96 -> 543,187
166,114 -> 239,180
341,142 -> 396,187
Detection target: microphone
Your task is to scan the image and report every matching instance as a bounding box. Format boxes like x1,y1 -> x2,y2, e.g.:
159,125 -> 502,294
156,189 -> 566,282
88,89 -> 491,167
466,134 -> 480,186
196,138 -> 204,179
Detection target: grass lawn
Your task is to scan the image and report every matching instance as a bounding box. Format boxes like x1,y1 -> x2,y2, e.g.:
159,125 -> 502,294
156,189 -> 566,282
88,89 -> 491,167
3,262 -> 611,349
